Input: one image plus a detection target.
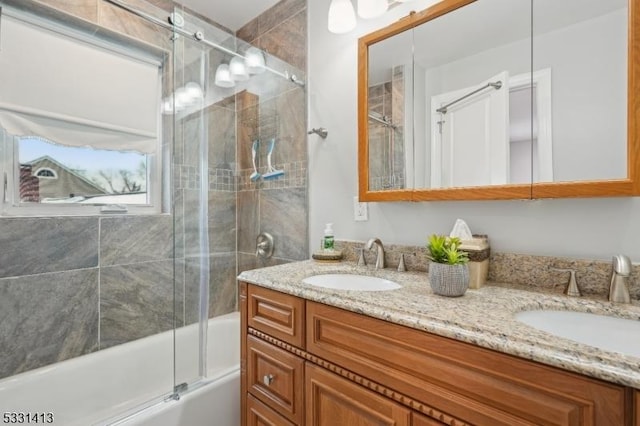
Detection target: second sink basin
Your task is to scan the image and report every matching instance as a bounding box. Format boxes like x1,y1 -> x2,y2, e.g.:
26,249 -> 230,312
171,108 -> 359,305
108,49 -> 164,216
515,310 -> 640,358
302,274 -> 401,291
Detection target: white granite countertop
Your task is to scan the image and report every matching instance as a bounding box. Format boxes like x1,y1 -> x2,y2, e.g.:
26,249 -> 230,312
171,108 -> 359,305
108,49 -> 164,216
238,260 -> 640,389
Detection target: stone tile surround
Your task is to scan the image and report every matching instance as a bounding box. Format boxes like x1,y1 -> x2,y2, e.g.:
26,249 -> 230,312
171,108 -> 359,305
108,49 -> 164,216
334,239 -> 640,299
235,0 -> 309,274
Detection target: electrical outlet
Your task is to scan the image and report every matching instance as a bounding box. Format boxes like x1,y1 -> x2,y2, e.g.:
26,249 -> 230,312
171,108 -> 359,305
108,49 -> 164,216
353,196 -> 368,221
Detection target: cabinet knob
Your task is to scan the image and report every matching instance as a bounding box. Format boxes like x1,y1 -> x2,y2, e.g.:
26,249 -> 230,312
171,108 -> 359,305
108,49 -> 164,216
263,374 -> 274,386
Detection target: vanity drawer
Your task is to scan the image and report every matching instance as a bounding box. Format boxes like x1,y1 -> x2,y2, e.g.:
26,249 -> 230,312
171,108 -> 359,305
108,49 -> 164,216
247,394 -> 296,426
412,412 -> 448,426
247,335 -> 304,425
248,285 -> 305,348
306,301 -> 628,426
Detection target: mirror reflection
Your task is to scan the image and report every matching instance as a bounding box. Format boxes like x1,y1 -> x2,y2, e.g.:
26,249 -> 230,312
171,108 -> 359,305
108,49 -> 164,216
533,0 -> 627,183
368,30 -> 413,191
366,0 -> 628,191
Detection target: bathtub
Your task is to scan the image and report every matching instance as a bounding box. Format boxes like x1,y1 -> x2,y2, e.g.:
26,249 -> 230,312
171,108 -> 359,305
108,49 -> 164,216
0,312 -> 240,426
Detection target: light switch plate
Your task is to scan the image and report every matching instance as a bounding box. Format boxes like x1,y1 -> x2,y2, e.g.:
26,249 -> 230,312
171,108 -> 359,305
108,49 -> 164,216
353,196 -> 368,221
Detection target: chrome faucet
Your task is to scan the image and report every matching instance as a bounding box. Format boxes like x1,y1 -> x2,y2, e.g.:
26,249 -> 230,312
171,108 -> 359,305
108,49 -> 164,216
609,254 -> 631,303
365,238 -> 385,269
551,267 -> 581,297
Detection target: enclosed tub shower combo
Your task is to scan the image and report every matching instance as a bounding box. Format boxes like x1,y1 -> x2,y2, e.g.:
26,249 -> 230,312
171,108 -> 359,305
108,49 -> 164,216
0,0 -> 307,424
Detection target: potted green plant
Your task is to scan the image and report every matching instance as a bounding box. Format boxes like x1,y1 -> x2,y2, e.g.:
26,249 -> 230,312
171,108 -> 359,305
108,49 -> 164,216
427,234 -> 469,297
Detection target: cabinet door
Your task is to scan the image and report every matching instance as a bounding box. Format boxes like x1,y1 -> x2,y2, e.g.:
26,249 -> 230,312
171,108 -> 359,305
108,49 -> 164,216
305,363 -> 411,426
247,394 -> 296,426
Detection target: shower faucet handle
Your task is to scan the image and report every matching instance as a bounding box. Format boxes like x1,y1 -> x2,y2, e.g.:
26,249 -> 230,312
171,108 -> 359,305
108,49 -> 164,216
256,232 -> 274,259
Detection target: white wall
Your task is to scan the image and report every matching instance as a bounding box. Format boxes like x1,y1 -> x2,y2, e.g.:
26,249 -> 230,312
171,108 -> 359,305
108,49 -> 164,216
308,0 -> 640,261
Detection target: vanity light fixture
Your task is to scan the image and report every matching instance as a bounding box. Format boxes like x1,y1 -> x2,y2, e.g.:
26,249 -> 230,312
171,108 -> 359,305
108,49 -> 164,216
174,87 -> 191,107
162,82 -> 204,114
213,47 -> 267,87
328,0 -> 415,34
328,0 -> 357,34
229,57 -> 249,81
184,82 -> 204,100
214,63 -> 235,88
245,47 -> 266,74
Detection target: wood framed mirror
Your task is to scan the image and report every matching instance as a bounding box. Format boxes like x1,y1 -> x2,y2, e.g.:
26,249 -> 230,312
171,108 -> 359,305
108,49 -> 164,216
358,0 -> 640,201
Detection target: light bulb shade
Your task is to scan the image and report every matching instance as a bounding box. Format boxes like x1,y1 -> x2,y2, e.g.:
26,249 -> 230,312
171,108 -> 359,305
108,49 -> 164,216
175,87 -> 190,108
184,82 -> 203,100
357,0 -> 387,19
245,47 -> 266,74
214,64 -> 235,88
328,0 -> 356,34
162,97 -> 174,114
229,56 -> 249,81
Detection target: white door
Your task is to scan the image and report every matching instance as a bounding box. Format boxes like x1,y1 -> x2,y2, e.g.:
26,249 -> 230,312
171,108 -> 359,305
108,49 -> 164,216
430,71 -> 510,188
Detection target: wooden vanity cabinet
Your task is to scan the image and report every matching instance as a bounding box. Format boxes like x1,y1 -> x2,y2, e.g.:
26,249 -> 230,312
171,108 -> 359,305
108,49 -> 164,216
241,282 -> 635,425
306,301 -> 630,426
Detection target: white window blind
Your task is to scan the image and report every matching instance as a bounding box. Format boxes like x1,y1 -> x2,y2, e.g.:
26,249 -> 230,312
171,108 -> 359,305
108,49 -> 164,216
0,13 -> 161,154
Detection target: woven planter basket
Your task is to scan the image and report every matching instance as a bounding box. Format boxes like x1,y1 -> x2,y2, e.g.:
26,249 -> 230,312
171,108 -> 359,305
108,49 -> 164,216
428,262 -> 469,297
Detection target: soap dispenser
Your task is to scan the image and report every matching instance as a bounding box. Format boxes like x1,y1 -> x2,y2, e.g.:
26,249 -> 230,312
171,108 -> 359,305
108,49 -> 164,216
311,223 -> 343,262
323,223 -> 334,251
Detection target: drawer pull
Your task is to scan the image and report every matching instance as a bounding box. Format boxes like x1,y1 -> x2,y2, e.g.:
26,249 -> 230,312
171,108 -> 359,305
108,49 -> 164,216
263,374 -> 275,386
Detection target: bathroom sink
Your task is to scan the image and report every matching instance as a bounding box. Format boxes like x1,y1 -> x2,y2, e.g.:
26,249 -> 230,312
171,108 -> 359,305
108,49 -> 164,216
515,310 -> 640,358
302,274 -> 401,291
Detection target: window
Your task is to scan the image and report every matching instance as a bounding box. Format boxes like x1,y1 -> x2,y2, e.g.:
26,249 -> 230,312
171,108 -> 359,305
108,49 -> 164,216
0,8 -> 165,215
34,168 -> 57,179
18,137 -> 149,205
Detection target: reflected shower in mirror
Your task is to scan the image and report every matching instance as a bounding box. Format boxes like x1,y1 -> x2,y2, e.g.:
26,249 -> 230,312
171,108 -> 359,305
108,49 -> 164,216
368,29 -> 413,190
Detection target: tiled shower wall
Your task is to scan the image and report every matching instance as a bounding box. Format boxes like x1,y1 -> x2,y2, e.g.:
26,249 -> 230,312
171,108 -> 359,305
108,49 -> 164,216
0,215 -> 178,380
236,0 -> 309,273
0,0 -> 308,380
0,0 -> 309,380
